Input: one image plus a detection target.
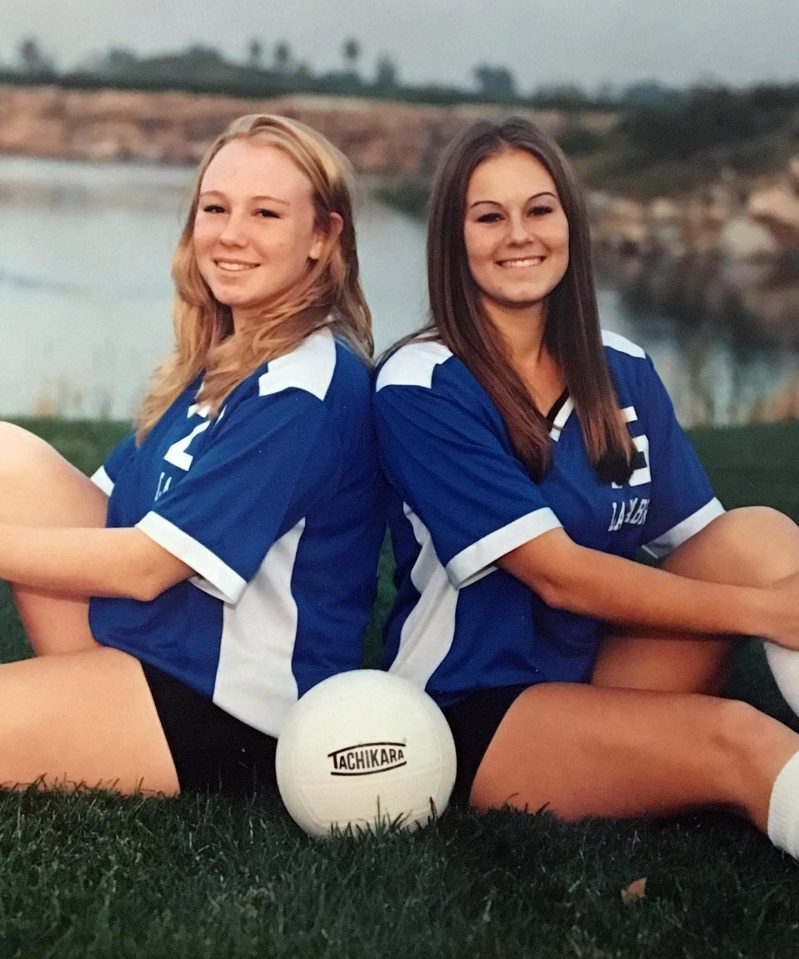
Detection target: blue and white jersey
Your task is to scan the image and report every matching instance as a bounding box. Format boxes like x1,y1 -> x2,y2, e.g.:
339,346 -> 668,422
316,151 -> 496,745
374,330 -> 724,707
90,329 -> 384,737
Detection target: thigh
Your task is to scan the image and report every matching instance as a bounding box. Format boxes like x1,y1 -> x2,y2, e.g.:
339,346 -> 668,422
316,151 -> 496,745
0,646 -> 179,795
0,423 -> 109,655
469,681 -> 798,828
443,685 -> 528,807
593,508 -> 799,694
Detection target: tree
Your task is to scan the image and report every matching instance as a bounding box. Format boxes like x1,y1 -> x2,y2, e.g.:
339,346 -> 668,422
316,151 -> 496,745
95,47 -> 140,77
273,41 -> 291,74
620,80 -> 678,109
342,37 -> 361,77
183,44 -> 224,66
473,64 -> 516,100
17,37 -> 55,76
247,39 -> 264,70
374,54 -> 398,90
532,82 -> 588,109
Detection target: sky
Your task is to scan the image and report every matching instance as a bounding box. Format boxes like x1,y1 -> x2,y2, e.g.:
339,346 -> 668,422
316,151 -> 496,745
3,0 -> 797,93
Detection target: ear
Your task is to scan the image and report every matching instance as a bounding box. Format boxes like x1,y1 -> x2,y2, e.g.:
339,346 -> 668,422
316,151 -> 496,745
309,212 -> 344,261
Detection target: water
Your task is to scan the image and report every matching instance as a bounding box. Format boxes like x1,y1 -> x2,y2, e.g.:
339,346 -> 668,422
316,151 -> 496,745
1,154 -> 796,425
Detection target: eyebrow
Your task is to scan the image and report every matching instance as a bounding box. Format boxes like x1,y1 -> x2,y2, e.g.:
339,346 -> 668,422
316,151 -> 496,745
198,191 -> 291,207
468,191 -> 558,210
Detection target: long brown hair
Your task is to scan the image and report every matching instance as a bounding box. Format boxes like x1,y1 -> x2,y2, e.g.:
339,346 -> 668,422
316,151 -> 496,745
426,117 -> 633,482
136,113 -> 372,441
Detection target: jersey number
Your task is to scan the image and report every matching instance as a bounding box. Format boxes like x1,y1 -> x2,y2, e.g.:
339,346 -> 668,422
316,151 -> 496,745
614,406 -> 651,488
163,420 -> 211,471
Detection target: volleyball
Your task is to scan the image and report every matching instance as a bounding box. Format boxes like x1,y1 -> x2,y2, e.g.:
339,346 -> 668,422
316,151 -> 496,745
275,670 -> 457,838
765,642 -> 799,717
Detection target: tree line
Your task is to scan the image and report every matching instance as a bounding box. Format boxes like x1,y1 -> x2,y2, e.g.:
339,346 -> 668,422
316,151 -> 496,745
9,34 -> 796,116
5,35 -> 798,197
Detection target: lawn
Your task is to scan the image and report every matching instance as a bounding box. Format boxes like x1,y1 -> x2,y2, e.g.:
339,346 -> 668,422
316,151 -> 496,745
0,417 -> 797,958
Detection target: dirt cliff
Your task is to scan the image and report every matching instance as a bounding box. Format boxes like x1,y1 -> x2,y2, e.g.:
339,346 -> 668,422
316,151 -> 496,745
0,84 -> 610,177
3,83 -> 796,264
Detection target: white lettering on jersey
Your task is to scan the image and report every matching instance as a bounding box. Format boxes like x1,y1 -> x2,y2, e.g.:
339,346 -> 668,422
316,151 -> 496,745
155,472 -> 173,501
609,497 -> 650,532
163,419 -> 210,471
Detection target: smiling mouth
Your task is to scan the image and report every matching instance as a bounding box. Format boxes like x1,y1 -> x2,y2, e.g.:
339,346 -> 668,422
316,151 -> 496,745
215,260 -> 259,272
497,256 -> 545,268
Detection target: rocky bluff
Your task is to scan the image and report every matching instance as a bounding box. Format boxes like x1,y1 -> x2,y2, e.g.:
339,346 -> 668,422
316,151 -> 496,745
2,83 -> 797,263
0,84 -> 603,176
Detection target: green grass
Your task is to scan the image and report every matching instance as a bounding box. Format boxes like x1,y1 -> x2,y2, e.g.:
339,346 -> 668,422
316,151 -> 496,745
1,416 -> 798,958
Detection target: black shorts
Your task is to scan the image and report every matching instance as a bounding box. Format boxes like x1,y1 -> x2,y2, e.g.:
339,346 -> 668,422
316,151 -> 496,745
443,685 -> 529,808
141,662 -> 279,795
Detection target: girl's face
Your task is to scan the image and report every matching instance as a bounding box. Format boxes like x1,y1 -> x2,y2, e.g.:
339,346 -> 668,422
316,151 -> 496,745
193,137 -> 333,328
463,147 -> 570,325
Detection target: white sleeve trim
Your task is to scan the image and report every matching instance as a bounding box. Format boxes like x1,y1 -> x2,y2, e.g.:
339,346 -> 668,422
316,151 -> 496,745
136,511 -> 247,605
643,497 -> 725,559
91,465 -> 114,495
446,507 -> 562,589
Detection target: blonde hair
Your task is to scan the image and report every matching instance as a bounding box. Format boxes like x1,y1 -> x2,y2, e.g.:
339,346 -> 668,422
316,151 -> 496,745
136,114 -> 373,440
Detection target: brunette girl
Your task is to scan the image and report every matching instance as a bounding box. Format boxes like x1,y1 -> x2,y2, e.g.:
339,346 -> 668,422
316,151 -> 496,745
374,117 -> 799,857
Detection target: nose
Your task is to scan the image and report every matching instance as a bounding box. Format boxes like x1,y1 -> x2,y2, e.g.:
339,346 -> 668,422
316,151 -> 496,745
218,211 -> 248,247
507,212 -> 531,245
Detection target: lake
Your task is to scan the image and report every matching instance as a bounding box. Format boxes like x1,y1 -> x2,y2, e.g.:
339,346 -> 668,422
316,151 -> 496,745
1,154 -> 797,426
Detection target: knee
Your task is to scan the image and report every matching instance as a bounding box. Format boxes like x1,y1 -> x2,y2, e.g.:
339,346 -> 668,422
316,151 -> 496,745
0,424 -> 67,511
717,507 -> 797,541
691,507 -> 796,550
721,507 -> 799,580
664,507 -> 799,584
0,423 -> 54,478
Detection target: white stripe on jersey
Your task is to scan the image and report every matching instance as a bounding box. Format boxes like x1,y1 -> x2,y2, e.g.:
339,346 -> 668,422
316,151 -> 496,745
389,506 -> 458,690
137,511 -> 247,604
549,396 -> 575,440
91,465 -> 114,495
447,507 -> 562,588
601,329 -> 646,357
643,497 -> 725,558
376,340 -> 453,391
258,327 -> 337,401
213,519 -> 305,734
390,502 -> 564,691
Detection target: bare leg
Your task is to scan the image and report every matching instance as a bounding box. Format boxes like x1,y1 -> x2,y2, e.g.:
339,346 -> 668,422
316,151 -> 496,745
0,423 -> 108,655
592,507 -> 799,694
0,646 -> 178,794
471,682 -> 798,832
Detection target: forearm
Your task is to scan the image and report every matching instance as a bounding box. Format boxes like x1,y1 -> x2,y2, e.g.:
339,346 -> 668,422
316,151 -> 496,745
0,523 -> 192,601
500,531 -> 770,638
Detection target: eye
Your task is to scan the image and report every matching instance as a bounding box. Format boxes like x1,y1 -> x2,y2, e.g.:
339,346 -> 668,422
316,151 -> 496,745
256,208 -> 281,219
201,203 -> 226,214
528,204 -> 554,217
476,212 -> 503,223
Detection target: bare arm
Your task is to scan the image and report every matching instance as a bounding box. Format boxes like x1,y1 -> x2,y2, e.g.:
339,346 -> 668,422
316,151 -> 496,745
499,527 -> 792,645
0,523 -> 193,602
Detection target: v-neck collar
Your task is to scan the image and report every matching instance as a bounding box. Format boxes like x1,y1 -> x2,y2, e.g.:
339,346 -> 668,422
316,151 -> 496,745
546,389 -> 574,441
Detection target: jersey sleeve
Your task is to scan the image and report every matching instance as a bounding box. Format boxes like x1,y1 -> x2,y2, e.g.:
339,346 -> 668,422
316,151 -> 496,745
91,431 -> 137,494
636,356 -> 724,558
375,376 -> 561,589
136,390 -> 342,604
